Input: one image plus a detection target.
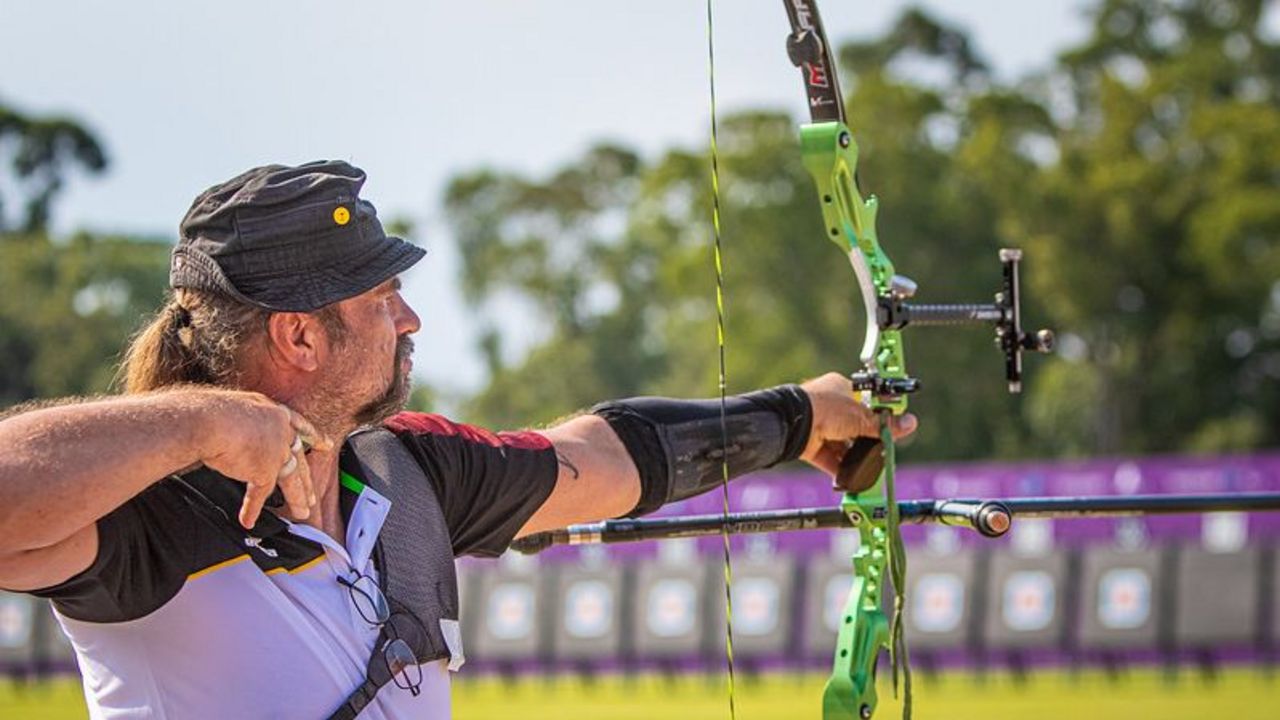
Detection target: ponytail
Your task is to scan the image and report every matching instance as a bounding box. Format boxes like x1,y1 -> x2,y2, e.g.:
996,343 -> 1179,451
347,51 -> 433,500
117,290 -> 269,393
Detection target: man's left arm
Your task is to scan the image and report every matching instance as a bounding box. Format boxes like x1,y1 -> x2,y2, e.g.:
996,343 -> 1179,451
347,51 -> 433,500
524,413 -> 640,536
522,372 -> 917,537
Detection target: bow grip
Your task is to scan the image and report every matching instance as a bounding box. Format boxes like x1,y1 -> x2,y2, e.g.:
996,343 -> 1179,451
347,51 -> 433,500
834,436 -> 884,494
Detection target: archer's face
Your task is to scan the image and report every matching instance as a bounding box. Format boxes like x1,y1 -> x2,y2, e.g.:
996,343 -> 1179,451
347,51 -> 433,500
320,277 -> 421,428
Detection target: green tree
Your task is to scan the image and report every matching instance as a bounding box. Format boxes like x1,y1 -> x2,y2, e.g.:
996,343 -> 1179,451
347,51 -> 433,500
1012,0 -> 1280,454
0,98 -> 139,406
0,100 -> 107,233
0,233 -> 170,405
444,11 -> 1056,463
443,0 -> 1279,461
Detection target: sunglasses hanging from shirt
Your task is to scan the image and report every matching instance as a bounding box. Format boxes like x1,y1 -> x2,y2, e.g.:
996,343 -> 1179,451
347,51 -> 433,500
323,428 -> 467,720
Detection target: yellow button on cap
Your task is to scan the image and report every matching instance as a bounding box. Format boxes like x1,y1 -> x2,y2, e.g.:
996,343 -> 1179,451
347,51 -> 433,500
333,206 -> 351,225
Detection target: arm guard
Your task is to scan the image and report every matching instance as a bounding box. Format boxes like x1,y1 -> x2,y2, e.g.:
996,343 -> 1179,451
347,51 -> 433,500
591,384 -> 812,517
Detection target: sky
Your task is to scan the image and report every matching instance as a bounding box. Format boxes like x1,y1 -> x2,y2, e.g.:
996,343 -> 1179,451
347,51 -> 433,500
1,1 -> 1122,402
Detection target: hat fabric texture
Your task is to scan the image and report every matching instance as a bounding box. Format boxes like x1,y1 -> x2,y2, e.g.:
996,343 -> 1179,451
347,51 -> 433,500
171,160 -> 425,312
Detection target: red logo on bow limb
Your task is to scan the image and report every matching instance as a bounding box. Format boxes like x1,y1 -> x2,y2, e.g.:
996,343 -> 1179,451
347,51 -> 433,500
808,62 -> 830,88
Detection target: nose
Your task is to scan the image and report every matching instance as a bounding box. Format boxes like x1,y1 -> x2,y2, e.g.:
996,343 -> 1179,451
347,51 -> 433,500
395,295 -> 421,335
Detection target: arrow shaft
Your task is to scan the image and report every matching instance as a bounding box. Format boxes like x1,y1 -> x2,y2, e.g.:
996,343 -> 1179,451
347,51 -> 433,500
510,492 -> 1280,553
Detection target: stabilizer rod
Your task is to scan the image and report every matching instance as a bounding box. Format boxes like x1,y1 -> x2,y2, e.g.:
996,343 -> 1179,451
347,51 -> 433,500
509,492 -> 1280,555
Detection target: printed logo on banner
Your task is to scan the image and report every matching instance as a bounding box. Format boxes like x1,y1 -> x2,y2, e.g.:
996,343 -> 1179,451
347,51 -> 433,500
823,573 -> 853,633
1097,568 -> 1152,630
1002,570 -> 1056,632
487,583 -> 535,640
733,577 -> 780,636
0,596 -> 33,649
647,578 -> 697,638
564,579 -> 613,639
912,573 -> 965,633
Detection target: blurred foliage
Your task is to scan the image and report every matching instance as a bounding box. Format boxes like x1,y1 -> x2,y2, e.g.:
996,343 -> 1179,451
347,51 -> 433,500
0,100 -> 107,233
0,102 -> 165,406
405,385 -> 438,414
444,0 -> 1279,459
0,233 -> 170,406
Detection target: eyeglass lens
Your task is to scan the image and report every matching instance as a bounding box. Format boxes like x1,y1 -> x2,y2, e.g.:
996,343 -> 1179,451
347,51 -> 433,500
384,637 -> 423,696
338,570 -> 423,697
340,572 -> 390,626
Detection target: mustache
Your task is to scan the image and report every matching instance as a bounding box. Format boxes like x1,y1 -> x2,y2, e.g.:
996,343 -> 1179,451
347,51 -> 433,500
395,336 -> 414,366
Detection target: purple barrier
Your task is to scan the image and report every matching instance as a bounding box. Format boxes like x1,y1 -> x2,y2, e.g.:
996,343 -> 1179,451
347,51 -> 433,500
463,452 -> 1280,676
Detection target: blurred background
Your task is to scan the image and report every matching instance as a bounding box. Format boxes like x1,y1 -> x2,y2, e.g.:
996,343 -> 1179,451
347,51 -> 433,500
1,0 -> 1278,717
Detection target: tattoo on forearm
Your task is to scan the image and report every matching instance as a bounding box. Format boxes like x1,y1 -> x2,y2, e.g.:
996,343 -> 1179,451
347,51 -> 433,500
556,451 -> 581,480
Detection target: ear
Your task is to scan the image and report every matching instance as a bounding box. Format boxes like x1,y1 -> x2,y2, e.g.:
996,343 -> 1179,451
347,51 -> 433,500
264,312 -> 325,372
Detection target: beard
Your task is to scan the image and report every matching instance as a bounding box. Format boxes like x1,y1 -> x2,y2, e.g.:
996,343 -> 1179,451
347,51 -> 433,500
352,335 -> 415,428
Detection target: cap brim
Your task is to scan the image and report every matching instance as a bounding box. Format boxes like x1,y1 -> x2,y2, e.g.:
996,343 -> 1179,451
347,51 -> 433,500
230,235 -> 426,312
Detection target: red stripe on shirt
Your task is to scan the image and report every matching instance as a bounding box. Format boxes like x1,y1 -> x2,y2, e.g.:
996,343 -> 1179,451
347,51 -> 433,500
384,412 -> 551,451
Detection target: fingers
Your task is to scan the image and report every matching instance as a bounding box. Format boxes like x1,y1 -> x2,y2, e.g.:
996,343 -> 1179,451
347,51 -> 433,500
239,405 -> 323,528
239,474 -> 276,529
275,466 -> 311,521
799,369 -> 921,477
240,434 -> 314,528
275,406 -> 326,519
807,442 -> 846,477
195,391 -> 329,528
294,446 -> 318,511
275,430 -> 316,521
288,409 -> 333,453
889,413 -> 918,440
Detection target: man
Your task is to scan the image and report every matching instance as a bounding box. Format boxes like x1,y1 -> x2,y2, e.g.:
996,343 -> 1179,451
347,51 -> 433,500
0,161 -> 916,719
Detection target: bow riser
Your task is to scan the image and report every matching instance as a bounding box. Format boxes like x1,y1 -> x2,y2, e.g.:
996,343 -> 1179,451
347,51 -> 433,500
823,561 -> 889,719
798,122 -> 909,415
799,110 -> 904,720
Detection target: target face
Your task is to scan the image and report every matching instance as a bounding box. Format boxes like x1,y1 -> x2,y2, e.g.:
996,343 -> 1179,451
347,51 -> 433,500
733,577 -> 781,636
564,580 -> 614,639
1097,568 -> 1152,630
0,597 -> 33,649
913,573 -> 965,634
1002,570 -> 1056,632
823,573 -> 854,633
646,578 -> 698,638
487,583 -> 536,640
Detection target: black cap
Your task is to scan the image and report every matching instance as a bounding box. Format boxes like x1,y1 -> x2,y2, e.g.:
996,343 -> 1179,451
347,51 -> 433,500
170,160 -> 425,312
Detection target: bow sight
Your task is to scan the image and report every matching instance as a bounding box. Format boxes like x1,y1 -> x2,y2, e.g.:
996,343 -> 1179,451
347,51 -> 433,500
861,248 -> 1055,397
837,249 -> 1056,494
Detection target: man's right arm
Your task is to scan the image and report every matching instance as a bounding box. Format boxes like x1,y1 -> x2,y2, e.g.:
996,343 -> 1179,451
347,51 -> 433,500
0,389 -> 315,591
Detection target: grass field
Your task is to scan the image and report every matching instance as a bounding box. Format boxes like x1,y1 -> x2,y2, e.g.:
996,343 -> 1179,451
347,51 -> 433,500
4,668 -> 1278,719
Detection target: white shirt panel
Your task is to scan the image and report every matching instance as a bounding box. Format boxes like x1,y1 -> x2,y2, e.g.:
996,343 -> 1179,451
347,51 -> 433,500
56,485 -> 452,720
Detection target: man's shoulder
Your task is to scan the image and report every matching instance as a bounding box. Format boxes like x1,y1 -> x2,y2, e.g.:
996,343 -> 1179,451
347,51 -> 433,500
382,412 -> 550,450
383,411 -> 465,437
